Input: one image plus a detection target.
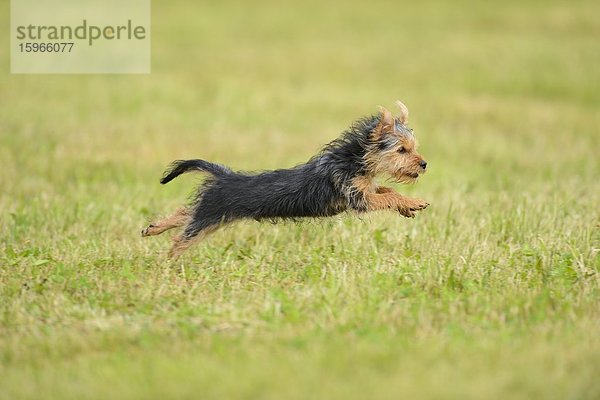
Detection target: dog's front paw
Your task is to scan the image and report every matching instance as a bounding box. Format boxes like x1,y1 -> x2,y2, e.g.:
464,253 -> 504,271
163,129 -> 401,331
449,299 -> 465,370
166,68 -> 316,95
399,199 -> 429,218
398,207 -> 416,218
410,199 -> 429,211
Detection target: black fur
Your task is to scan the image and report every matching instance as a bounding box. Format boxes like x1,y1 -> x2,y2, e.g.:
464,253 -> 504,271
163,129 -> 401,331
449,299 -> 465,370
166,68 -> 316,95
162,115 -> 380,240
160,159 -> 231,184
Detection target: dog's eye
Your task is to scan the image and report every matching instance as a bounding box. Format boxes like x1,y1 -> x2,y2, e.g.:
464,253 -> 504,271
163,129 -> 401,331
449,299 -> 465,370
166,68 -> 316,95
398,147 -> 406,154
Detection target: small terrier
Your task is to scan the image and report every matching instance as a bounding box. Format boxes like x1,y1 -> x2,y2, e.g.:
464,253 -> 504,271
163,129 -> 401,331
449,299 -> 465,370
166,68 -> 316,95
142,101 -> 429,258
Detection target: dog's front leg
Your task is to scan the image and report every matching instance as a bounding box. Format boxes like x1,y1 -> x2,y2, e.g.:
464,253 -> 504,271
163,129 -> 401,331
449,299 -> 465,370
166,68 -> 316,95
375,186 -> 394,194
365,190 -> 429,218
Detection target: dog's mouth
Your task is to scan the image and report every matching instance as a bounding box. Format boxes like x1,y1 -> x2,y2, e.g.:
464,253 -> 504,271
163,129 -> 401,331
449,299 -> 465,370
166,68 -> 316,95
393,171 -> 420,183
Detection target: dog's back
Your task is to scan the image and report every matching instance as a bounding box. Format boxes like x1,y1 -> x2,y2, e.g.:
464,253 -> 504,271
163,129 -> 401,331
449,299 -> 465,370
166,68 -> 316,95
195,162 -> 345,223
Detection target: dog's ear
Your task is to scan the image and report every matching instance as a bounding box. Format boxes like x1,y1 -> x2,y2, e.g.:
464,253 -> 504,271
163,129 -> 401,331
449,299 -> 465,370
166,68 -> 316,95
395,100 -> 409,125
379,106 -> 393,127
373,106 -> 394,140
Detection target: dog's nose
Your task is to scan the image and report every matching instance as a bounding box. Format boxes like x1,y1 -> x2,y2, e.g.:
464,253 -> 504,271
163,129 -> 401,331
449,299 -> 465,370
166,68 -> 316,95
420,160 -> 427,170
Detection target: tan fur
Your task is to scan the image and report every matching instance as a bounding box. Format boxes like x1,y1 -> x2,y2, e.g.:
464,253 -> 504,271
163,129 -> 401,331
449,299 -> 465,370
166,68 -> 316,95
168,224 -> 219,259
141,207 -> 192,237
364,108 -> 425,184
352,101 -> 429,217
395,100 -> 409,124
351,176 -> 428,218
373,106 -> 394,140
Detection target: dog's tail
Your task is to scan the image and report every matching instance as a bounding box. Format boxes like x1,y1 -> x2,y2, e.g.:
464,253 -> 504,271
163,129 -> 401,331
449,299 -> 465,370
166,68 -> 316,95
160,159 -> 232,184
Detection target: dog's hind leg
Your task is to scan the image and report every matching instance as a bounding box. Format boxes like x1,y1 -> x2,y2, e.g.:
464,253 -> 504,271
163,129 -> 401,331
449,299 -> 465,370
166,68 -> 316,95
141,207 -> 191,237
167,221 -> 221,259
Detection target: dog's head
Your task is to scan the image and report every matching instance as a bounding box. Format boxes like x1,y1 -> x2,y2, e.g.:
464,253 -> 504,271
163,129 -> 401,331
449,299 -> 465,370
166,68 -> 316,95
366,101 -> 427,183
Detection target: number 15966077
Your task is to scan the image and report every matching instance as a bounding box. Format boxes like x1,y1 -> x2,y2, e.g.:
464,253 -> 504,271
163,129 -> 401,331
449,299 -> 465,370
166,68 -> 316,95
19,43 -> 74,52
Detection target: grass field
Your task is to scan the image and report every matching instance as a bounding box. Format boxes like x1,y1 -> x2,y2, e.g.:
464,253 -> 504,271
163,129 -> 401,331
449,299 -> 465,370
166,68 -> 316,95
1,0 -> 599,398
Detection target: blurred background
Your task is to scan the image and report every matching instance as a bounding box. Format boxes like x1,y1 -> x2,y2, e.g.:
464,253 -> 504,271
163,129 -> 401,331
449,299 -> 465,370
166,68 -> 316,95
1,0 -> 599,399
2,0 -> 598,186
3,0 -> 599,247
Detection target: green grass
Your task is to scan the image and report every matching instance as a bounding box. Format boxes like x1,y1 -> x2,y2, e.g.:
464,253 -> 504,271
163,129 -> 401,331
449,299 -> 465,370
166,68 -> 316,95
1,0 -> 599,398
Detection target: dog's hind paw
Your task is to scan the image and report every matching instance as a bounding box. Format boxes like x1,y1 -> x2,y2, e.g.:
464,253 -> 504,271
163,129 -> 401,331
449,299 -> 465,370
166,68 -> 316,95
141,224 -> 156,237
